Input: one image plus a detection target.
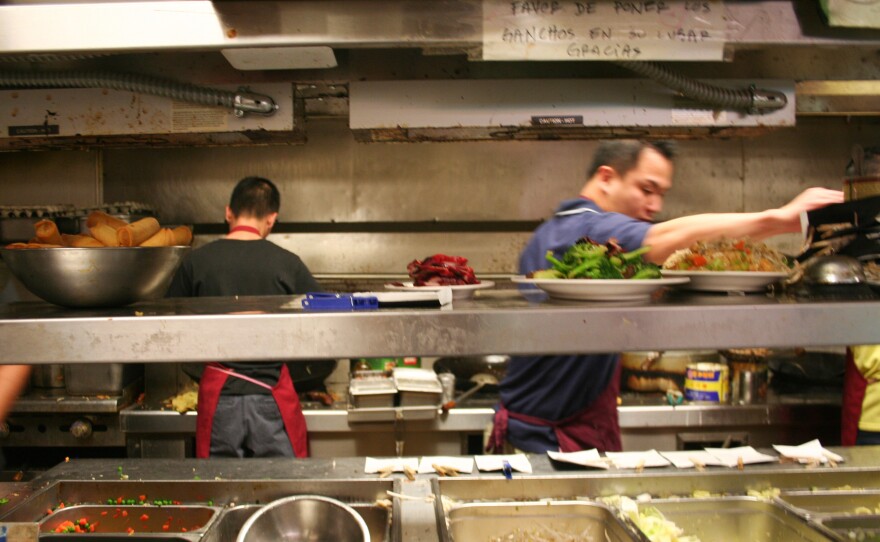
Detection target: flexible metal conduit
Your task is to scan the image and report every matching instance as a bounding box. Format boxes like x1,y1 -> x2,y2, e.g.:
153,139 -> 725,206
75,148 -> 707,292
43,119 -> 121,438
616,61 -> 787,113
0,71 -> 277,117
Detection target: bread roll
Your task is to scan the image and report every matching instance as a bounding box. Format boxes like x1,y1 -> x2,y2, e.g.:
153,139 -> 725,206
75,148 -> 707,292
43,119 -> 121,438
171,225 -> 193,246
34,219 -> 64,245
86,210 -> 127,230
140,228 -> 175,247
117,217 -> 160,247
61,234 -> 105,248
89,223 -> 120,247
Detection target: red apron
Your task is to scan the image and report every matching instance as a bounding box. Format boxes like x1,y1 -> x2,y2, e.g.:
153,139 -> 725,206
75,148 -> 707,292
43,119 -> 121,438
842,347 -> 867,446
487,363 -> 622,453
195,362 -> 309,458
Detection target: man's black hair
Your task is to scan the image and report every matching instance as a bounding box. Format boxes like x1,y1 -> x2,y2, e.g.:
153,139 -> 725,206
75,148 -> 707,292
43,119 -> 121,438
229,176 -> 281,218
587,139 -> 677,179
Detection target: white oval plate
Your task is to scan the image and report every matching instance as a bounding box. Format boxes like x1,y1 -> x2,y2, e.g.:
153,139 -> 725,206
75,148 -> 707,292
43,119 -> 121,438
511,276 -> 689,301
662,270 -> 788,293
384,280 -> 495,300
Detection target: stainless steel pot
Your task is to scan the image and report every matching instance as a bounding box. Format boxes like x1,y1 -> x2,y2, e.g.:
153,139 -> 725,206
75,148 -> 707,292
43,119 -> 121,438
31,364 -> 65,388
236,495 -> 370,542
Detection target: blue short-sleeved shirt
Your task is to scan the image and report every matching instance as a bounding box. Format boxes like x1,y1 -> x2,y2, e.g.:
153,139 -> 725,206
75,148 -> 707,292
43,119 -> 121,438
500,197 -> 651,452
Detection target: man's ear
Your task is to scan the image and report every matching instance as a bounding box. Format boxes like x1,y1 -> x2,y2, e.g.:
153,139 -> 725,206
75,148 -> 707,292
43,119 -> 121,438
596,165 -> 617,193
266,212 -> 278,230
224,206 -> 234,224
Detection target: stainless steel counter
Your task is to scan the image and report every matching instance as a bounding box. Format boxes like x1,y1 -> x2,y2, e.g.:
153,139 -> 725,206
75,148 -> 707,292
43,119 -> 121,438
4,448 -> 880,542
0,290 -> 877,363
120,390 -> 841,458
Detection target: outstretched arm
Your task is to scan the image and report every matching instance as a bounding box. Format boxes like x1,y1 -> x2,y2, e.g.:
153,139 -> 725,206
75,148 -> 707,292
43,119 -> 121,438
0,365 -> 31,422
641,187 -> 843,264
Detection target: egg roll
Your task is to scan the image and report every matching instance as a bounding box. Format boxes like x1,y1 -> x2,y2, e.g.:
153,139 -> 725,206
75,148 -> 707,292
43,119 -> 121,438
171,225 -> 193,246
61,233 -> 105,248
34,219 -> 64,245
140,228 -> 175,247
89,223 -> 120,247
86,210 -> 127,230
117,217 -> 160,247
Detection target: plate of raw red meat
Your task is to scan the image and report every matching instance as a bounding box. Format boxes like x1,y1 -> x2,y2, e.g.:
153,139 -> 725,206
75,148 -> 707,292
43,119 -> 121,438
385,254 -> 494,300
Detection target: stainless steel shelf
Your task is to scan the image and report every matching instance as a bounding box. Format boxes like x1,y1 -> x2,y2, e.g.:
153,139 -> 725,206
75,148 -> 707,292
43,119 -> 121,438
0,290 -> 877,363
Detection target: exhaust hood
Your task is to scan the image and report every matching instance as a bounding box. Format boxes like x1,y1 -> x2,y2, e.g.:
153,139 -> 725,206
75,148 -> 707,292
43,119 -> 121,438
349,79 -> 796,142
0,82 -> 301,150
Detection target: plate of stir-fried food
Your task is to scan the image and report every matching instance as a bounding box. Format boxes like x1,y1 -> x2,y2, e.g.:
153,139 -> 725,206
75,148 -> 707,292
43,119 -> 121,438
662,239 -> 792,292
513,238 -> 689,301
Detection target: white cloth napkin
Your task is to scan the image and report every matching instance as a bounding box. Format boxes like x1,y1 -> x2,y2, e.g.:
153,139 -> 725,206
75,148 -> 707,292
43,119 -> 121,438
364,457 -> 419,474
773,439 -> 844,464
659,450 -> 727,469
704,446 -> 777,468
474,454 -> 533,473
605,449 -> 670,469
547,449 -> 610,470
417,456 -> 475,474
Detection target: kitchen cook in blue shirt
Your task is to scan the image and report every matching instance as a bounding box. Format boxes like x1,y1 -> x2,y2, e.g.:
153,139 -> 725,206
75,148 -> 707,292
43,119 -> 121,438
487,139 -> 844,454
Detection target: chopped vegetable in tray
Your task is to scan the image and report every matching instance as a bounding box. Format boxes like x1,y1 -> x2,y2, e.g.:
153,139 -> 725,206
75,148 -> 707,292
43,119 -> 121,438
530,238 -> 661,280
662,238 -> 791,272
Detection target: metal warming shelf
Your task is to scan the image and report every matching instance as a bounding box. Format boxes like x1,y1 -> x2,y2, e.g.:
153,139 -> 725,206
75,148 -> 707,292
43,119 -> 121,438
0,290 -> 878,363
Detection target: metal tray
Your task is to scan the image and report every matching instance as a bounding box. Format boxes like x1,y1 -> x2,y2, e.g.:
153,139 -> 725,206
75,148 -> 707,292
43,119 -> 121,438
441,500 -> 647,542
776,489 -> 880,518
39,504 -> 219,535
635,497 -> 833,541
1,478 -> 400,542
347,405 -> 438,423
811,515 -> 880,542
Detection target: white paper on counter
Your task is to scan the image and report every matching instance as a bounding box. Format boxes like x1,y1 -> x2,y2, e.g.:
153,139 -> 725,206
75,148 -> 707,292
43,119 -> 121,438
474,454 -> 533,473
547,449 -> 610,470
418,456 -> 475,474
364,457 -> 419,474
704,446 -> 777,468
605,449 -> 670,470
773,439 -> 844,464
659,450 -> 727,469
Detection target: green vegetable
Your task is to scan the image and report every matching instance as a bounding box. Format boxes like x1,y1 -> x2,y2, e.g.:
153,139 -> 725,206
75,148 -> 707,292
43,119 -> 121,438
0,498 -> 9,505
532,238 -> 660,280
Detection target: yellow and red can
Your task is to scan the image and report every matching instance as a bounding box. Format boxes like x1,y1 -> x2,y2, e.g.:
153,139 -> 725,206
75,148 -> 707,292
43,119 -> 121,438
684,362 -> 729,403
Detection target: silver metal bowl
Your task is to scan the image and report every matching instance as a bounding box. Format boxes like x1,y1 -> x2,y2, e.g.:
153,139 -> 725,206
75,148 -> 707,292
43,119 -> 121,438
803,255 -> 866,285
236,495 -> 370,542
0,246 -> 189,308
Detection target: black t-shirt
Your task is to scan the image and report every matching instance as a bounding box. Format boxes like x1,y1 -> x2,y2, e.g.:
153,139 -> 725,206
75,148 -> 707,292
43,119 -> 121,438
167,239 -> 323,394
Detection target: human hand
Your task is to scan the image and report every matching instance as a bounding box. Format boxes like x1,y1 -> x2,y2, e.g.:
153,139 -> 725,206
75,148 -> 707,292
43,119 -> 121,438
776,187 -> 843,226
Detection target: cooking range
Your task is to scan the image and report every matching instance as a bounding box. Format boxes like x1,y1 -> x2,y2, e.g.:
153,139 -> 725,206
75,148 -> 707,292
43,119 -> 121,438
2,364 -> 142,468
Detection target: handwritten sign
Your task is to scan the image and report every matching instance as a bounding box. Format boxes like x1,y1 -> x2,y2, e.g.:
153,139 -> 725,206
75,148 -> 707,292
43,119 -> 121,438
483,0 -> 726,61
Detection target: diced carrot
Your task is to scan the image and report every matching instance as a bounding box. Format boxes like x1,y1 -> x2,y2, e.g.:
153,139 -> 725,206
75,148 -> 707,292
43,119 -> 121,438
162,524 -> 170,531
690,254 -> 708,267
121,510 -> 128,517
126,527 -> 135,534
140,514 -> 149,521
101,511 -> 108,516
117,497 -> 123,504
138,494 -> 146,502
